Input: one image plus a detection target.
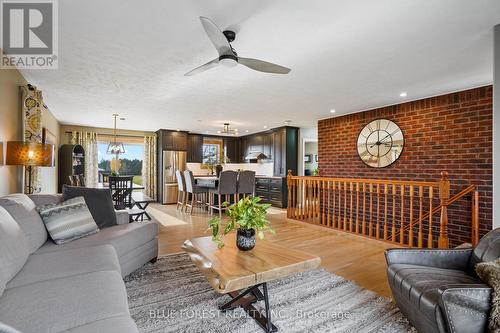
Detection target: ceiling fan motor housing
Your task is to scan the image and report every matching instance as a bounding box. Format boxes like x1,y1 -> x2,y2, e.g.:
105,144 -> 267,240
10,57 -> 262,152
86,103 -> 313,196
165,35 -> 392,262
219,54 -> 238,67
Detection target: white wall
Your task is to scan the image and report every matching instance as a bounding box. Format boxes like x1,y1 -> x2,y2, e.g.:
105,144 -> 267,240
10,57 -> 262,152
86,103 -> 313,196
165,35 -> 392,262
298,127 -> 318,176
494,24 -> 500,229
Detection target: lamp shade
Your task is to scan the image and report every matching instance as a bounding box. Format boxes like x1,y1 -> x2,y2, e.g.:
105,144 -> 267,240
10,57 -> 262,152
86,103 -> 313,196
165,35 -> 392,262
6,141 -> 55,167
106,142 -> 126,155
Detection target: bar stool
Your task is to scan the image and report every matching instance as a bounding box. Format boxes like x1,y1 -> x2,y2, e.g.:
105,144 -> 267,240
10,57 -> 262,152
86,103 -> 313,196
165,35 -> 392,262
183,170 -> 207,214
209,170 -> 238,217
237,171 -> 256,200
176,170 -> 186,211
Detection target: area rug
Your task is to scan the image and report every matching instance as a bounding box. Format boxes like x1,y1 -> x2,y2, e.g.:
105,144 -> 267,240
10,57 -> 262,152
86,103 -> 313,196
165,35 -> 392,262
124,253 -> 415,333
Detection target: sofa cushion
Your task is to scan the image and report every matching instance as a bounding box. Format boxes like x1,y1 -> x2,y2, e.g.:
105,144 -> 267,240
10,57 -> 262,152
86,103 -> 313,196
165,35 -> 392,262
0,207 -> 30,298
62,185 -> 117,228
37,196 -> 99,244
388,264 -> 482,321
58,316 -> 138,333
475,258 -> 500,331
0,193 -> 47,253
0,271 -> 131,333
6,245 -> 120,289
37,221 -> 158,259
469,228 -> 500,274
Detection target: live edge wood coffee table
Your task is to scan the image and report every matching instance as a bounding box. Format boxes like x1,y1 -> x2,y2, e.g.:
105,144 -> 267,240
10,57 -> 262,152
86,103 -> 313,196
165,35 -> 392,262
182,234 -> 321,332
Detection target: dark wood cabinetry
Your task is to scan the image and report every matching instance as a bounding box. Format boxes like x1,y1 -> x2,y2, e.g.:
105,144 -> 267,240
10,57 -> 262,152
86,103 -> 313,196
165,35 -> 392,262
187,134 -> 203,163
272,127 -> 298,177
255,177 -> 287,208
58,144 -> 85,192
223,137 -> 240,163
160,130 -> 188,151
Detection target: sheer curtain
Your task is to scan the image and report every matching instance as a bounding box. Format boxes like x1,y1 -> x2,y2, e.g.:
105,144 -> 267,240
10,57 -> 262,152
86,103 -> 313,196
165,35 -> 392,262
71,131 -> 99,187
142,135 -> 157,200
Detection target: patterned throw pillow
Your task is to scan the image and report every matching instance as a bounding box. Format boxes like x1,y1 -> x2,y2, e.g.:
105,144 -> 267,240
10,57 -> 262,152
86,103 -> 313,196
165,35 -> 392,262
476,258 -> 500,332
37,197 -> 99,245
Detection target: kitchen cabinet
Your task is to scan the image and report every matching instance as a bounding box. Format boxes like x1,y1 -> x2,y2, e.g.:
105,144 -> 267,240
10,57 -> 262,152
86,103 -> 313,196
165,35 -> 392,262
255,177 -> 287,208
272,127 -> 298,177
159,130 -> 188,151
187,134 -> 203,163
223,137 -> 240,163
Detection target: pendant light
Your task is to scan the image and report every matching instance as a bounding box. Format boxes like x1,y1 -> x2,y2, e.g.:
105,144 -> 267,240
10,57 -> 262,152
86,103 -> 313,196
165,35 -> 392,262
106,113 -> 125,157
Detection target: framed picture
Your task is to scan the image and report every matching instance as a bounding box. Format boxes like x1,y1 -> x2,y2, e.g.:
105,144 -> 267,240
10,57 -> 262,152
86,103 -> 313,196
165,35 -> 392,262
304,154 -> 312,163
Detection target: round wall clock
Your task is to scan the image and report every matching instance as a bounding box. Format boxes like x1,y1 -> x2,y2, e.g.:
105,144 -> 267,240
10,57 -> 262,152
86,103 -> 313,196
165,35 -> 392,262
357,119 -> 404,168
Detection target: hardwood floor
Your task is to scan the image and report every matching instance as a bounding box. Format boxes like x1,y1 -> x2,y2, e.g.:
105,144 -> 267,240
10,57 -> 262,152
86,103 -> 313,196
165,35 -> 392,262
150,203 -> 397,298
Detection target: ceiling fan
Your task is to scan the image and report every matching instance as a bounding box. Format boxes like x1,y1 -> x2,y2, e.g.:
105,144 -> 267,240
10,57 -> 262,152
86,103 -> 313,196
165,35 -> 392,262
185,17 -> 291,76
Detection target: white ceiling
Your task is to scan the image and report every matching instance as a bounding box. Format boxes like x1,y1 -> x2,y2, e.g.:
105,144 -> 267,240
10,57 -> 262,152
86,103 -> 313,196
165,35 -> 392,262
21,0 -> 500,135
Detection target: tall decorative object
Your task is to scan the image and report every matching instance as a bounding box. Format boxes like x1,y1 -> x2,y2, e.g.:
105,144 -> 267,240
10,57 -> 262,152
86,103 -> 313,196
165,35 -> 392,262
71,132 -> 98,187
21,84 -> 45,193
142,135 -> 157,200
106,114 -> 126,173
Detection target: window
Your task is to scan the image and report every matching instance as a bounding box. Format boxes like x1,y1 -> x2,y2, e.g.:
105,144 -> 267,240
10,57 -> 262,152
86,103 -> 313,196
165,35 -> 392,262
97,140 -> 144,185
202,139 -> 222,165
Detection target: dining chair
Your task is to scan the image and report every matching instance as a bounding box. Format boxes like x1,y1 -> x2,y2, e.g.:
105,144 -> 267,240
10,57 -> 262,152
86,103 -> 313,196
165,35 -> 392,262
237,170 -> 256,200
183,170 -> 208,215
109,176 -> 145,221
209,170 -> 238,217
175,170 -> 187,211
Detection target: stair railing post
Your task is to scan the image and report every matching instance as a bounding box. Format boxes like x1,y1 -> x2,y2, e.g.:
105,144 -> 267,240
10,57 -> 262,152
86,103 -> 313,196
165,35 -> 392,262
287,170 -> 293,218
438,171 -> 450,248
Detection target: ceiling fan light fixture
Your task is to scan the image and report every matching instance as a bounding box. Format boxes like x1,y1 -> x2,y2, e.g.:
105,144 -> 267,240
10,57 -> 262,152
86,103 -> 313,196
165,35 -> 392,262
219,56 -> 238,68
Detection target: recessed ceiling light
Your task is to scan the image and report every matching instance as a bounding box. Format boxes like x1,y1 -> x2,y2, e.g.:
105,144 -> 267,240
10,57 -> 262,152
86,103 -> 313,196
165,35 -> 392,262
176,129 -> 180,131
399,92 -> 407,97
284,120 -> 291,125
263,125 -> 268,129
217,130 -> 221,134
245,130 -> 249,133
330,109 -> 336,113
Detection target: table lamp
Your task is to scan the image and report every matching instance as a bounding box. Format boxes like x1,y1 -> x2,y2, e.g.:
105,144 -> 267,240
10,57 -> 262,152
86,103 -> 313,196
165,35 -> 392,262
6,141 -> 55,194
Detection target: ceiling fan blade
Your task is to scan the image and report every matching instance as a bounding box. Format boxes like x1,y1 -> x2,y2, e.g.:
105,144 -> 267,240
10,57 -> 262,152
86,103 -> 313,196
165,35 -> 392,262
184,58 -> 219,76
199,17 -> 234,57
238,57 -> 291,74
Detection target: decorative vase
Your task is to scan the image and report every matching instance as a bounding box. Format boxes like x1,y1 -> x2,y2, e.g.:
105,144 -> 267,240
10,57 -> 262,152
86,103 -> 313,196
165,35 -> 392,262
236,228 -> 256,251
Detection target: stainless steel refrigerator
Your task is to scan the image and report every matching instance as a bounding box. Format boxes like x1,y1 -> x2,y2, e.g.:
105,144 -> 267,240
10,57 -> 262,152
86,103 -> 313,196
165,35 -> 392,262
162,150 -> 187,204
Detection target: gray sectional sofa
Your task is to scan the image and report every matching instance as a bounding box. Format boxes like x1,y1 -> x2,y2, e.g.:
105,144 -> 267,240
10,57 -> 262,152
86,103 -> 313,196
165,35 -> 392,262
0,193 -> 159,333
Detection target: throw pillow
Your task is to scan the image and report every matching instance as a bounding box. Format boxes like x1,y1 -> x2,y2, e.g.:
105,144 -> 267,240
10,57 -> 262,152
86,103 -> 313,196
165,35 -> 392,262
476,258 -> 500,332
62,185 -> 117,228
37,197 -> 99,245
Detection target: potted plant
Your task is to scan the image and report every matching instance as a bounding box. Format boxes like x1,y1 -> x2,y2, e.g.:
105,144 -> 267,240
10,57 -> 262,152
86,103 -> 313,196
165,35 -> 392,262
207,196 -> 273,250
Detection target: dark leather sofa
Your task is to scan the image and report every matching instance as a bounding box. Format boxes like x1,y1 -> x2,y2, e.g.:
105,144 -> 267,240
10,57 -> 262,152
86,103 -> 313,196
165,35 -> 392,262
385,228 -> 500,333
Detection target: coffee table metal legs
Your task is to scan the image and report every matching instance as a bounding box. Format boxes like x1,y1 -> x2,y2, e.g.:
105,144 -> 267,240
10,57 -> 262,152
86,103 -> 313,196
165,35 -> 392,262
219,282 -> 278,333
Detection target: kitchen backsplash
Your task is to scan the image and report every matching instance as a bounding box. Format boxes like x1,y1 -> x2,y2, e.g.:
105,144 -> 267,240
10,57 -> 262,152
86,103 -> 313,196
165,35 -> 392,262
186,162 -> 274,176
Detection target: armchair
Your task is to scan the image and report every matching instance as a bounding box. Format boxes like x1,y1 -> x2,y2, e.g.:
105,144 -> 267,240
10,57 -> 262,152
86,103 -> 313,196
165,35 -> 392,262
385,228 -> 500,333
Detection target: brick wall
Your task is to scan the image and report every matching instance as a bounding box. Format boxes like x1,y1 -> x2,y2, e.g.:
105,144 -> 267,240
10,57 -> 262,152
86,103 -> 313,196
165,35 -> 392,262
318,86 -> 493,245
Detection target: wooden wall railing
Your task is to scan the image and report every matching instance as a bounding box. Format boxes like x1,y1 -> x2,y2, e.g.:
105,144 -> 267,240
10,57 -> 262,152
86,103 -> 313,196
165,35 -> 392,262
286,170 -> 479,248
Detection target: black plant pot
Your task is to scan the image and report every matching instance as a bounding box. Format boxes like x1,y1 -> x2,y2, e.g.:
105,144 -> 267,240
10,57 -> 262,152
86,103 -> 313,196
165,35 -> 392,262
236,228 -> 256,251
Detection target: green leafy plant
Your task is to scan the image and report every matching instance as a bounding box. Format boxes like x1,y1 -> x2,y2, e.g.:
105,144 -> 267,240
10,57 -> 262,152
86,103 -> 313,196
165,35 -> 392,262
207,196 -> 273,248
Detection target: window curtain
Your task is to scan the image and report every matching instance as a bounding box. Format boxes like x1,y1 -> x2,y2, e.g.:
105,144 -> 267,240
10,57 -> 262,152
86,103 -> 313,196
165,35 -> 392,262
21,85 -> 43,193
142,135 -> 157,200
71,131 -> 99,187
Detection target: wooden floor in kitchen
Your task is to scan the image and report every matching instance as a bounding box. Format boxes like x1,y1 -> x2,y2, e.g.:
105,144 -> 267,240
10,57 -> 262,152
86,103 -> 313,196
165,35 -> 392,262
149,203 -> 397,298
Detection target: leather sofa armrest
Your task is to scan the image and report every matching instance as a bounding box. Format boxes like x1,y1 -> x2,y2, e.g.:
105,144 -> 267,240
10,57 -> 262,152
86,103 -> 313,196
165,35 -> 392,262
29,194 -> 63,206
115,210 -> 129,225
385,248 -> 473,270
439,284 -> 492,333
